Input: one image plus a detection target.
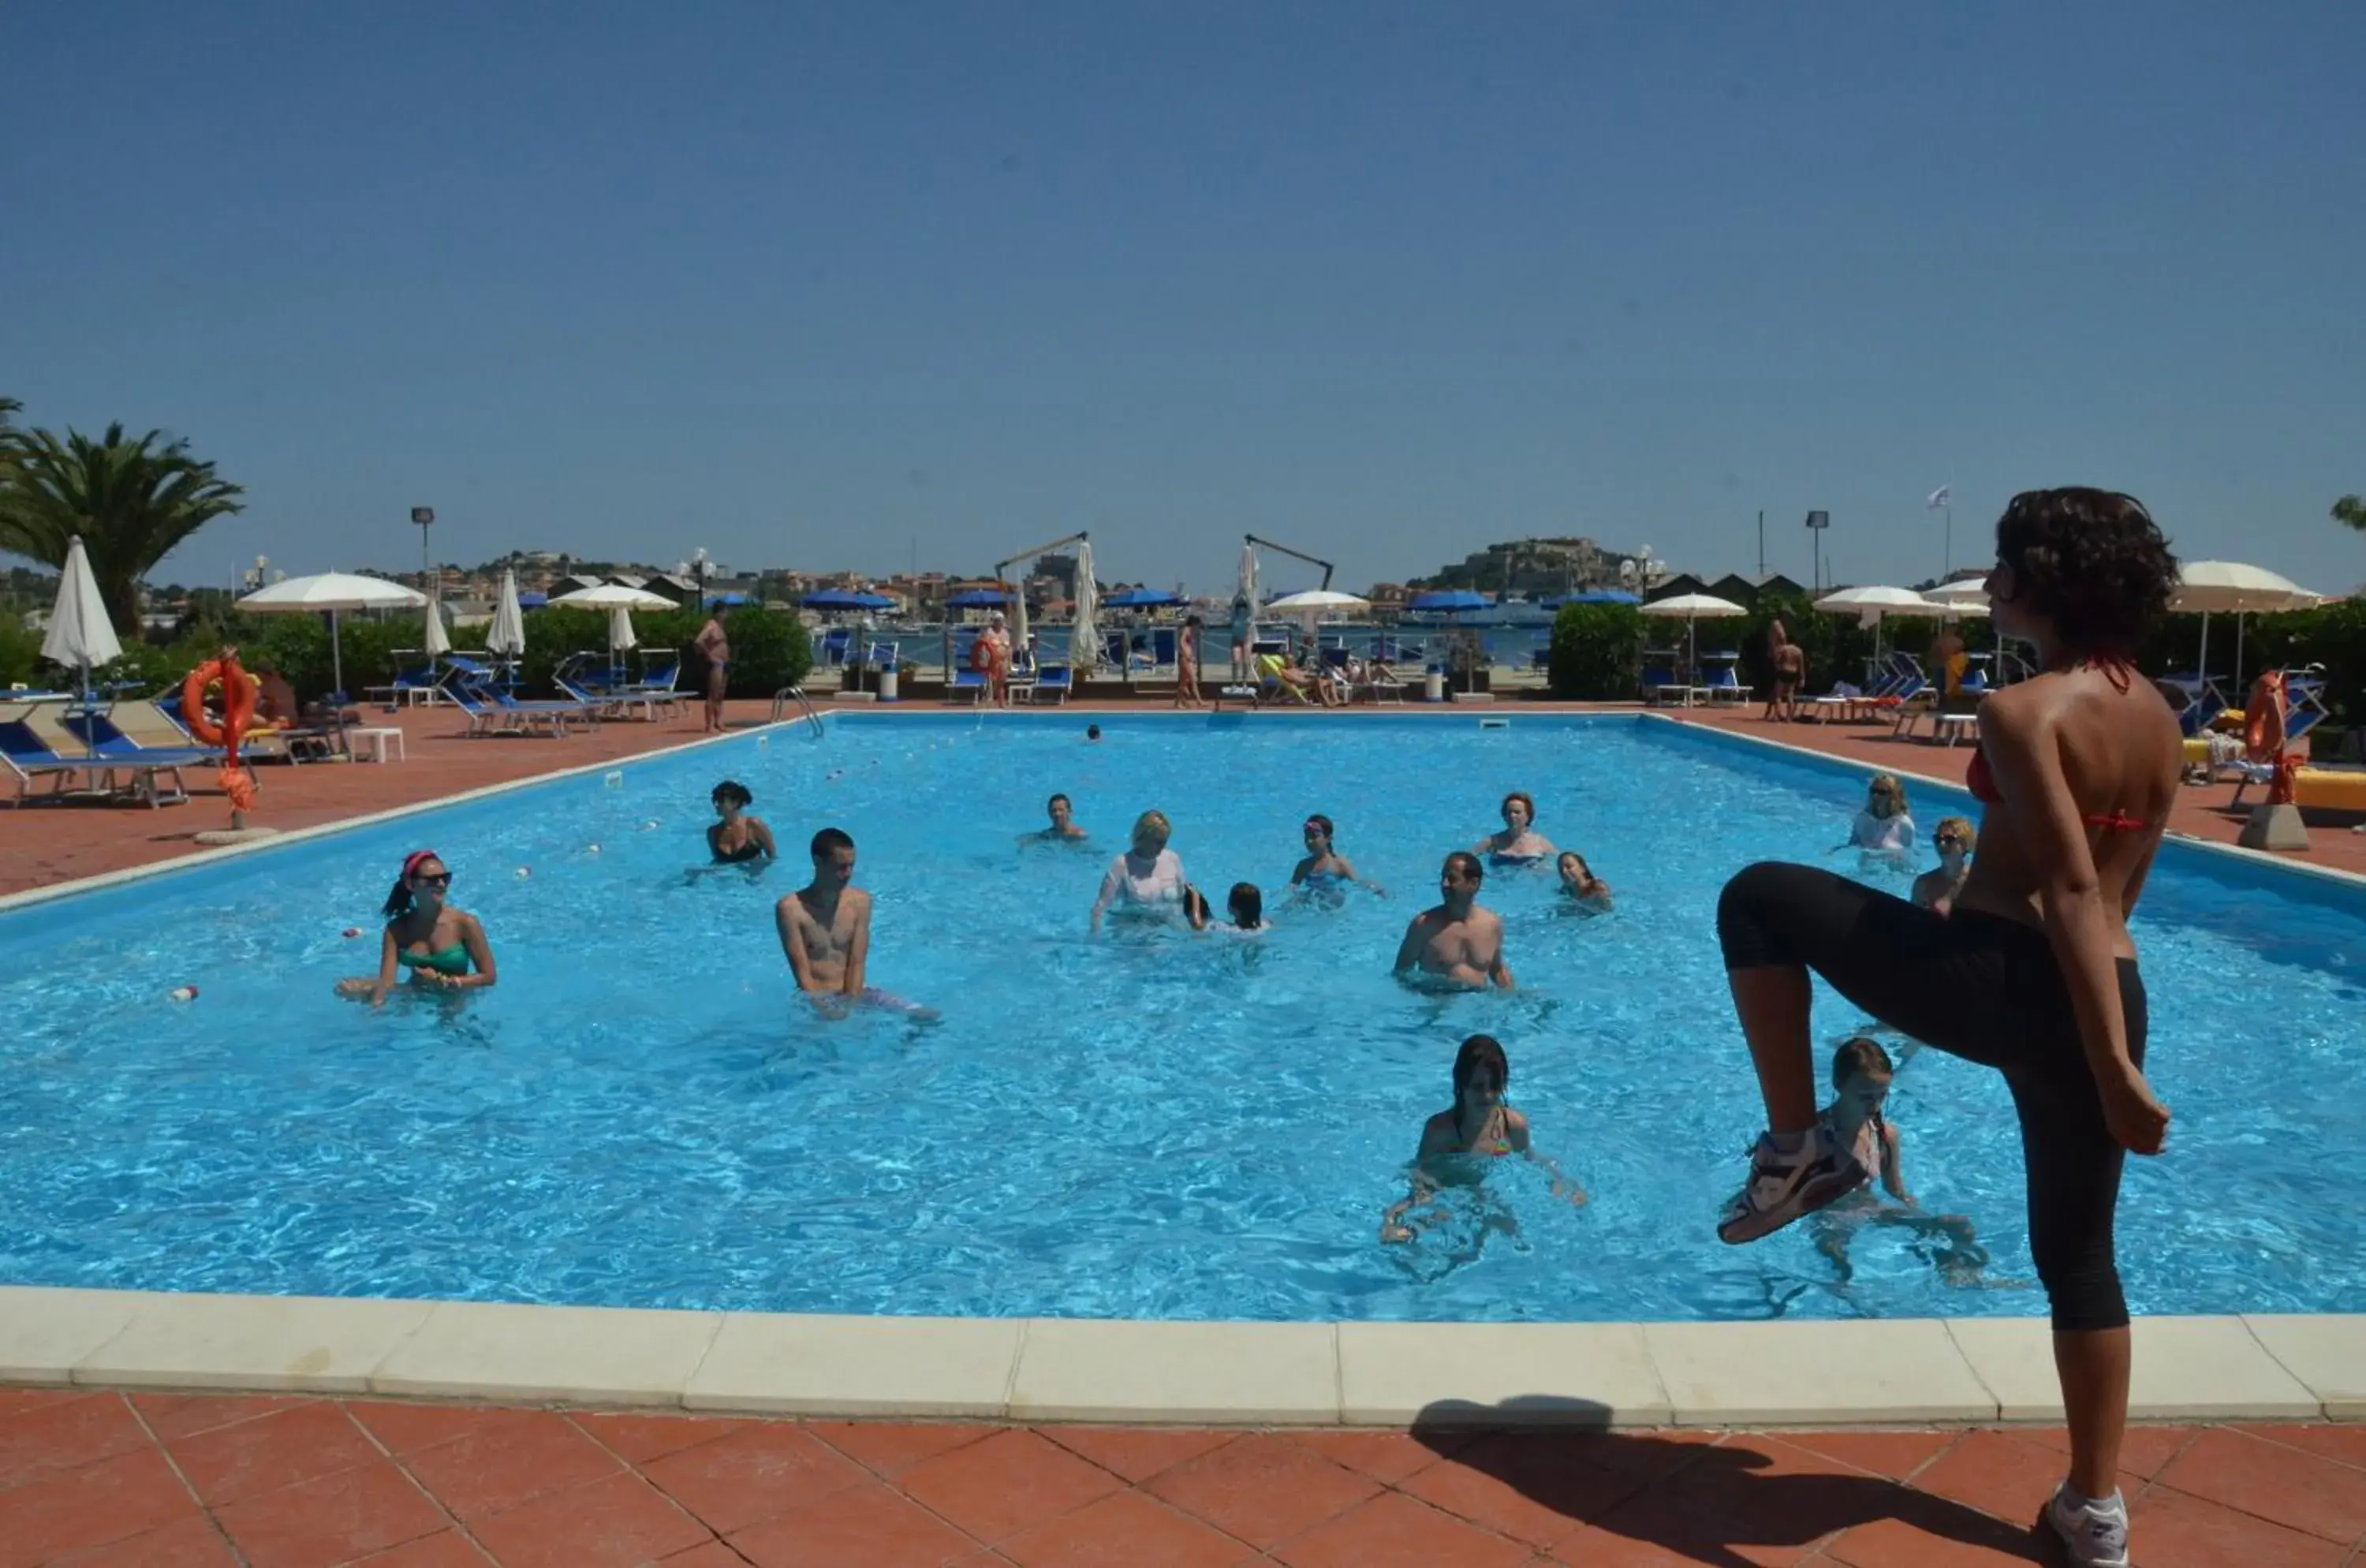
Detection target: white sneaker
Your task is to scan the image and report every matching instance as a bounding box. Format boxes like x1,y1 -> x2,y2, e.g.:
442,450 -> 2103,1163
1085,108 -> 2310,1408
2043,1484 -> 2129,1567
1715,1122 -> 1867,1245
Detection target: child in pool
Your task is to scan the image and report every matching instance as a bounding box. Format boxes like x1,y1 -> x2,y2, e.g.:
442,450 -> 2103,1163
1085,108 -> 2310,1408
1225,882 -> 1266,932
1290,814 -> 1383,901
1383,1034 -> 1584,1241
1808,1037 -> 1989,1284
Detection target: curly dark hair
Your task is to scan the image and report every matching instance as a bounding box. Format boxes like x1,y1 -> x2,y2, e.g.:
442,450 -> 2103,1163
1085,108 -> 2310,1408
1992,487 -> 2178,655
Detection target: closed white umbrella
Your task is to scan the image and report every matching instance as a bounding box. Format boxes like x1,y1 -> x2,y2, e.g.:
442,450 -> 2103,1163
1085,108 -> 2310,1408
237,571 -> 427,701
487,569 -> 528,658
42,536 -> 123,719
608,603 -> 639,653
1009,578 -> 1031,670
1237,539 -> 1260,614
421,598 -> 452,657
1072,540 -> 1099,674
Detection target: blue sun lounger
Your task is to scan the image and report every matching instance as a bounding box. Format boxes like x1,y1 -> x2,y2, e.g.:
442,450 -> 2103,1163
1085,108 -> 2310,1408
1,719 -> 192,808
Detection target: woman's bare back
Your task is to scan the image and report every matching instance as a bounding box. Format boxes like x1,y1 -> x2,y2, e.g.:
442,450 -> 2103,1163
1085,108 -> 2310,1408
1955,667 -> 2181,950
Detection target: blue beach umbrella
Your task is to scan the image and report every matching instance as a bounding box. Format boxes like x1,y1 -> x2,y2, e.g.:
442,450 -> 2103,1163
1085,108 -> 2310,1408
946,588 -> 1008,609
1103,588 -> 1183,609
1408,589 -> 1491,613
1556,589 -> 1641,606
804,589 -> 895,612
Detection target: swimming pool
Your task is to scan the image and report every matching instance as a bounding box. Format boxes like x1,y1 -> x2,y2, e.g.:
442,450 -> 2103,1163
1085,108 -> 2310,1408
2,713 -> 2360,1325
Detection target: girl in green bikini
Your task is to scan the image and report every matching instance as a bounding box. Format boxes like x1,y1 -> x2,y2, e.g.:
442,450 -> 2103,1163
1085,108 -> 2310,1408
335,849 -> 497,1006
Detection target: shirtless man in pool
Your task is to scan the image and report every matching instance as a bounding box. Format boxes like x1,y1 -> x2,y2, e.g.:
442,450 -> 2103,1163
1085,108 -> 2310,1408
1393,852 -> 1514,991
775,826 -> 934,1018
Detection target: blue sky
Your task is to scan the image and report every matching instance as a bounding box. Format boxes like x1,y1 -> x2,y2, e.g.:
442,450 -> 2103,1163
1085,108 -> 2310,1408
6,2 -> 2362,597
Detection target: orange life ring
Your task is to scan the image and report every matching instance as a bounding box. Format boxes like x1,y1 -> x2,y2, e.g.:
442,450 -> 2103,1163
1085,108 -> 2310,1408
969,636 -> 998,674
182,658 -> 259,749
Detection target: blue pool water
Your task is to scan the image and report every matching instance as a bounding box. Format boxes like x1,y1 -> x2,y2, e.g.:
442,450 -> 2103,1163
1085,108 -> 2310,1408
3,713 -> 2361,1323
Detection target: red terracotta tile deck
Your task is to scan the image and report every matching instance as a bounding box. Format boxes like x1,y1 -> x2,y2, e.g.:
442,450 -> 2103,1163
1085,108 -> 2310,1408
2,1391 -> 2360,1566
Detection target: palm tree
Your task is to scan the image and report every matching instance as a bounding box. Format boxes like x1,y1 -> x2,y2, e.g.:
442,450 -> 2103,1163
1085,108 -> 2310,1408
0,422 -> 245,630
2335,495 -> 2366,534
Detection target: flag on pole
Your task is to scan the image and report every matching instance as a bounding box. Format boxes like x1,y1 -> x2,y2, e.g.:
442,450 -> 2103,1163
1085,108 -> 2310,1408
1926,485 -> 1951,509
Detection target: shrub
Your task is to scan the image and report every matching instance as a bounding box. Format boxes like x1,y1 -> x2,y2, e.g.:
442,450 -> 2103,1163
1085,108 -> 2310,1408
1547,603 -> 1647,699
0,618 -> 41,688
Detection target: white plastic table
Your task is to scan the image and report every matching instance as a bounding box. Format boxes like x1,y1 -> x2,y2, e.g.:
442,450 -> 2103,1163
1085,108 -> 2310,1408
345,726 -> 407,763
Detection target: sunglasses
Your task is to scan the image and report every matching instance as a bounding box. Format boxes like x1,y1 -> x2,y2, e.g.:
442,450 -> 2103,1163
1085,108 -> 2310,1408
1936,835 -> 1969,849
410,872 -> 453,887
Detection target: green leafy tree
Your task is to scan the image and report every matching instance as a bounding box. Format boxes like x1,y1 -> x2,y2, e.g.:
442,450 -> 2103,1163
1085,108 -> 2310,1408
0,422 -> 245,632
2334,495 -> 2366,534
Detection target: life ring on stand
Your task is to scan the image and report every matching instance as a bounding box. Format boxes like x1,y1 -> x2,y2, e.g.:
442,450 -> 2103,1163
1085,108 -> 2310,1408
969,636 -> 998,674
2241,670 -> 2286,760
182,659 -> 259,747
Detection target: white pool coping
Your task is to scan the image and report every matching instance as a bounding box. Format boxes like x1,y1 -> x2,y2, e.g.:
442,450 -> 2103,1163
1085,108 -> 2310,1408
0,1287 -> 2357,1426
5,708 -> 2359,1430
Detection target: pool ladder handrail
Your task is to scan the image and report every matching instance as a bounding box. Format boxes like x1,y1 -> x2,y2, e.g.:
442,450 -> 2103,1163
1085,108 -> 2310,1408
771,685 -> 826,737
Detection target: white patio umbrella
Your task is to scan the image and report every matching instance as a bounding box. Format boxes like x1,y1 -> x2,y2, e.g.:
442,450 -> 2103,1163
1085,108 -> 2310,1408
1815,585 -> 1948,676
608,605 -> 639,653
1008,579 -> 1030,669
545,583 -> 677,611
1264,588 -> 1370,615
487,569 -> 528,658
2170,561 -> 2324,692
1813,585 -> 1948,624
1265,588 -> 1371,650
1921,580 -> 1990,612
41,536 -> 123,739
1237,539 -> 1260,617
1640,592 -> 1748,675
1072,539 -> 1099,674
237,571 -> 427,701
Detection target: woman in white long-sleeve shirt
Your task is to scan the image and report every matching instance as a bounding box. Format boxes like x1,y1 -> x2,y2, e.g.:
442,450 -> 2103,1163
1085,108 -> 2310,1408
1092,809 -> 1188,931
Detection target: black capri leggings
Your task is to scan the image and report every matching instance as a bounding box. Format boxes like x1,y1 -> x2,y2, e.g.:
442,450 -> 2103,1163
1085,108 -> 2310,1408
1717,861 -> 2148,1333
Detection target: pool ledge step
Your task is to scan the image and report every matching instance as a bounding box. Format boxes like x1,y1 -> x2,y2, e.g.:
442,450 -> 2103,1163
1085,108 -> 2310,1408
0,1286 -> 2353,1427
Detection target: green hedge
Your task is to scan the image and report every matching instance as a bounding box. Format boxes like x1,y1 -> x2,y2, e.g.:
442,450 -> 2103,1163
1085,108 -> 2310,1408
1547,603 -> 1648,698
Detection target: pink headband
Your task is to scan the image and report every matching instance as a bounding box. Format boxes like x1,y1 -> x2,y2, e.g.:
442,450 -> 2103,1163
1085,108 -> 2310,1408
401,849 -> 441,879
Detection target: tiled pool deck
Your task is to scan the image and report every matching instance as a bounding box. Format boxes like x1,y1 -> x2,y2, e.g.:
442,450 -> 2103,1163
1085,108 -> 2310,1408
6,702 -> 2362,1562
6,1388 -> 2366,1566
